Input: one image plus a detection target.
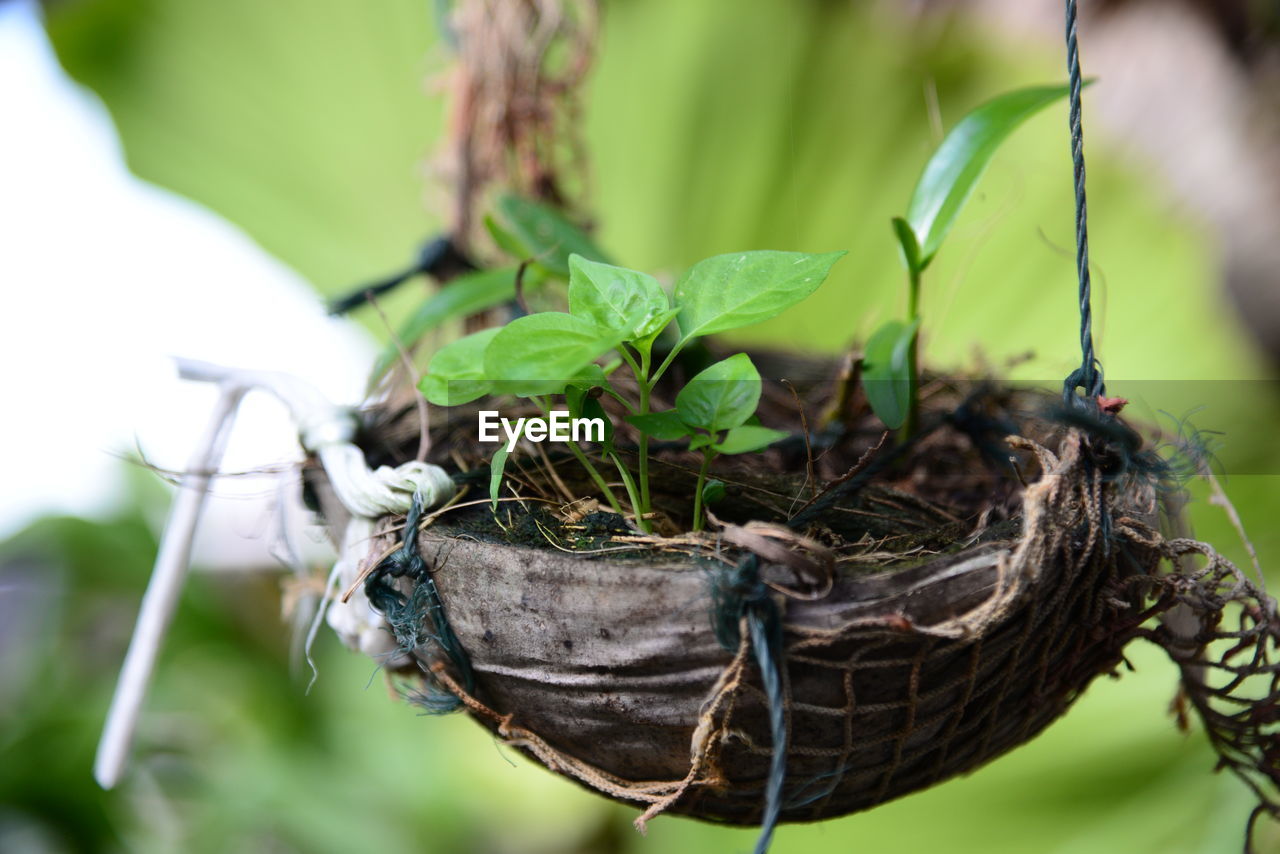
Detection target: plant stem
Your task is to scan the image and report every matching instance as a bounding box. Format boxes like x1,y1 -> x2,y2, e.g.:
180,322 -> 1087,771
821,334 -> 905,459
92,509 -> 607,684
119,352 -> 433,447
907,265 -> 921,320
566,440 -> 624,515
636,347 -> 652,519
616,346 -> 643,381
902,267 -> 921,440
609,451 -> 648,533
650,338 -> 689,386
600,385 -> 635,413
539,394 -> 624,515
691,448 -> 714,532
616,344 -> 655,527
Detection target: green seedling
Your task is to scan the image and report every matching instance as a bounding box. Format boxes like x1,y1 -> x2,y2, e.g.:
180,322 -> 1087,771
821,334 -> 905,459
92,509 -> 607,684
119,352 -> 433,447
869,83 -> 1076,435
371,267 -> 521,381
421,249 -> 844,531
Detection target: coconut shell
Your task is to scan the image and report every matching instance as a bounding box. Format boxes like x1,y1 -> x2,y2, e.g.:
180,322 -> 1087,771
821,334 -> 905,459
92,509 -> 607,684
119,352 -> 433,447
366,431 -> 1165,825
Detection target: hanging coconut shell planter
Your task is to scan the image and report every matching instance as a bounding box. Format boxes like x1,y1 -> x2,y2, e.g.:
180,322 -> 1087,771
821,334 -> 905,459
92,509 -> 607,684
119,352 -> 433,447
96,1 -> 1279,852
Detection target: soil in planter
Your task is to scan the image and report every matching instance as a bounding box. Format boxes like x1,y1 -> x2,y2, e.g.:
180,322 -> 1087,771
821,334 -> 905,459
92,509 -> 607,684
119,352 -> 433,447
351,357 -> 1095,576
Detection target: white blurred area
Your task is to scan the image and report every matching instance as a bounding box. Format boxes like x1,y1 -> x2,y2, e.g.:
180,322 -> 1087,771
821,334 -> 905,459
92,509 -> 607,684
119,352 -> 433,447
0,0 -> 375,567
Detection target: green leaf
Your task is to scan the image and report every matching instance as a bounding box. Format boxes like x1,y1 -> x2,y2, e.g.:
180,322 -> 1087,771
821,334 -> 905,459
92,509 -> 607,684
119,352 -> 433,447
701,479 -> 726,506
891,217 -> 921,277
674,250 -> 845,340
675,353 -> 762,433
564,385 -> 613,450
862,318 -> 921,430
489,443 -> 513,510
688,433 -> 716,451
565,384 -> 587,417
566,364 -> 608,389
484,215 -> 529,260
372,267 -> 518,380
625,410 -> 694,441
633,307 -> 681,350
419,328 -> 500,406
567,255 -> 671,340
712,425 -> 788,455
904,84 -> 1074,269
484,312 -> 624,398
580,397 -> 614,452
495,195 -> 610,277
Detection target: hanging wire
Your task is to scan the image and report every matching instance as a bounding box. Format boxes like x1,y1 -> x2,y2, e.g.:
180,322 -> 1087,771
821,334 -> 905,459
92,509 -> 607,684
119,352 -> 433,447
1062,0 -> 1106,406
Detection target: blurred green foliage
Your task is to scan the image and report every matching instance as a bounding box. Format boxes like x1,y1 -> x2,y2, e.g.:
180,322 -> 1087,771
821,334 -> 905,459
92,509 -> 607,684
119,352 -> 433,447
5,0 -> 1275,851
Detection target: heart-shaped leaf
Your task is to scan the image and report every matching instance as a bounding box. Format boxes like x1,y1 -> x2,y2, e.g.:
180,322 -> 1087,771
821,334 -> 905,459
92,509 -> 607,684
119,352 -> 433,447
568,255 -> 671,340
484,312 -> 624,398
675,353 -> 762,434
904,84 -> 1074,270
862,318 -> 921,430
674,250 -> 845,340
419,328 -> 500,406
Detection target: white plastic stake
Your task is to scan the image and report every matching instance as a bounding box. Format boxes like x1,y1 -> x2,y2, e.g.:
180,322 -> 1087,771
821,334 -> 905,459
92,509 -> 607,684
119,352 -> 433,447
94,383 -> 245,789
95,358 -> 454,789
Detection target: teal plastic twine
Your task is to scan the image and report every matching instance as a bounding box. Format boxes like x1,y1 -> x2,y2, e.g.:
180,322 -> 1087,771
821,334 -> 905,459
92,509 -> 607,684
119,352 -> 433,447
710,554 -> 787,854
1062,0 -> 1105,406
364,490 -> 475,712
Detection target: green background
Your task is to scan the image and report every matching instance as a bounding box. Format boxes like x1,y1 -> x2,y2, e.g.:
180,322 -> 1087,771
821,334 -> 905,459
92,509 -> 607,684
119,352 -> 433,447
4,0 -> 1277,851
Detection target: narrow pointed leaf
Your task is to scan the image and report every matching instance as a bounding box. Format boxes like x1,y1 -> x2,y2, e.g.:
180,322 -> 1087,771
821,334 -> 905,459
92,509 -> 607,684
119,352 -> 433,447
373,267 -> 518,380
489,443 -> 513,510
891,217 -> 921,277
905,84 -> 1075,269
